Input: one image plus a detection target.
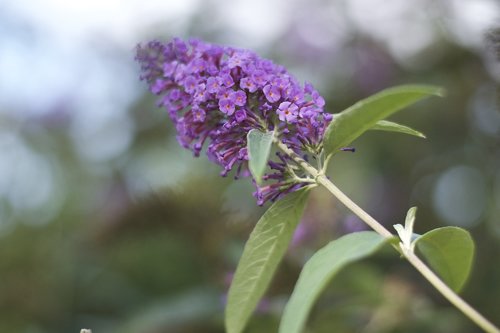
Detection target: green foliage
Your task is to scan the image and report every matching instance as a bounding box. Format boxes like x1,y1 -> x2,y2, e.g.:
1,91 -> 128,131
4,5 -> 500,332
247,129 -> 274,185
371,120 -> 426,138
323,85 -> 444,156
415,227 -> 475,292
279,231 -> 390,333
225,189 -> 310,333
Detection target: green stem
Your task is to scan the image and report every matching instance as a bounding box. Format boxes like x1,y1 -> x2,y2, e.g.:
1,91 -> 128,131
276,140 -> 500,333
403,248 -> 500,333
316,174 -> 394,239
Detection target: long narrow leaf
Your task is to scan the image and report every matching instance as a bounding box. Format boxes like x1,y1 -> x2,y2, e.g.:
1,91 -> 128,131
225,189 -> 310,333
324,84 -> 444,156
371,120 -> 426,138
279,231 -> 390,333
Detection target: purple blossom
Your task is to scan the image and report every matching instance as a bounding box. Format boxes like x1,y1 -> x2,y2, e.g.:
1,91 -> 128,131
183,75 -> 198,94
163,62 -> 177,76
136,38 -> 332,205
217,88 -> 232,100
206,77 -> 221,93
151,79 -> 167,95
299,105 -> 319,118
285,86 -> 305,104
240,77 -> 257,92
235,109 -> 247,122
312,90 -> 325,107
232,90 -> 247,106
304,82 -> 314,94
251,70 -> 268,87
227,52 -> 249,69
219,98 -> 235,115
192,107 -> 206,123
263,84 -> 281,103
193,83 -> 209,103
277,102 -> 299,123
189,58 -> 207,74
271,77 -> 289,90
220,73 -> 235,87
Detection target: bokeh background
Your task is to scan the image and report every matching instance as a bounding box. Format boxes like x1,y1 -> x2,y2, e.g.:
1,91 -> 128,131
1,0 -> 499,332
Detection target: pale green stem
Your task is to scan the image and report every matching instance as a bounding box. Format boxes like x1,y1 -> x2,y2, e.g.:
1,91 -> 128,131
403,248 -> 500,333
276,140 -> 500,333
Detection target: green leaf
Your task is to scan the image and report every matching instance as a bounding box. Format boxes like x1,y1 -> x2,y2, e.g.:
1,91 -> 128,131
371,120 -> 426,138
323,84 -> 444,156
225,189 -> 310,333
247,129 -> 274,185
279,231 -> 389,333
415,227 -> 475,292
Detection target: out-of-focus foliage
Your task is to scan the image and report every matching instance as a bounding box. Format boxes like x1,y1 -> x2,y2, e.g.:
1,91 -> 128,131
0,0 -> 499,332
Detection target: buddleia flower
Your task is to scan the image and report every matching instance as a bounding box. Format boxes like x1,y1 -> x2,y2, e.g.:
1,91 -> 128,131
136,38 -> 332,205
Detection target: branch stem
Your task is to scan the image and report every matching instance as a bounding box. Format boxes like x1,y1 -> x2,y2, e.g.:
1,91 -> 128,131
276,140 -> 499,333
403,248 -> 500,333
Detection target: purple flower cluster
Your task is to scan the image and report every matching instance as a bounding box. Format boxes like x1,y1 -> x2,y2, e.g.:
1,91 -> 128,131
136,38 -> 332,205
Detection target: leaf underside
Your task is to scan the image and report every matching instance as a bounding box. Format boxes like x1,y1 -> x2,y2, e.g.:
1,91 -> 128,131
371,120 -> 426,138
225,189 -> 310,333
247,129 -> 274,185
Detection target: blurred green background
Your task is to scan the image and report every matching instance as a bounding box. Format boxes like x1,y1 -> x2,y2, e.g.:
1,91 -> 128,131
0,0 -> 499,332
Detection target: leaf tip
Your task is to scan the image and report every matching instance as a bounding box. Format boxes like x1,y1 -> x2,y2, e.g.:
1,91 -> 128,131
434,87 -> 447,97
420,85 -> 446,97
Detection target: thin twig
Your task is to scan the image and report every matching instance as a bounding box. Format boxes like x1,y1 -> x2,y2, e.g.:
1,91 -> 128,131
276,140 -> 500,333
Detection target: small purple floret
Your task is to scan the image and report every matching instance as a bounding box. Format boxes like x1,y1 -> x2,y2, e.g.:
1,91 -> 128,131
235,109 -> 247,123
277,102 -> 299,123
219,98 -> 235,115
232,90 -> 247,106
264,84 -> 282,103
